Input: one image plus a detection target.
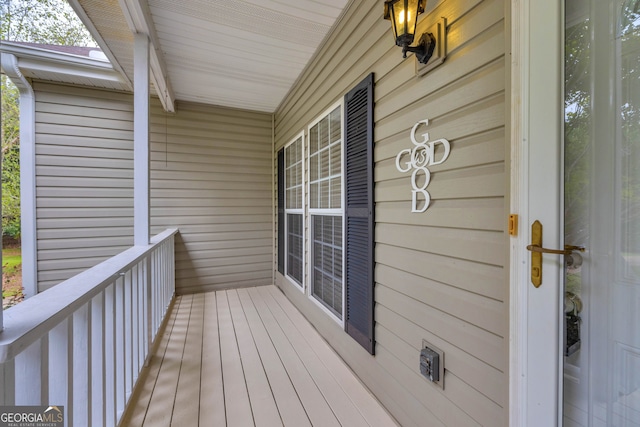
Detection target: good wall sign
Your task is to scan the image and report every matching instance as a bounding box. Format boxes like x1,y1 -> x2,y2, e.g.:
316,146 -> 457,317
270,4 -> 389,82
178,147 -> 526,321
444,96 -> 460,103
395,119 -> 450,213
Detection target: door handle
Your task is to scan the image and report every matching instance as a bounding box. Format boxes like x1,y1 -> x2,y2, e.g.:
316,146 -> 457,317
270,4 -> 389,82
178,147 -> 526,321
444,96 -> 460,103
527,220 -> 585,288
526,244 -> 585,255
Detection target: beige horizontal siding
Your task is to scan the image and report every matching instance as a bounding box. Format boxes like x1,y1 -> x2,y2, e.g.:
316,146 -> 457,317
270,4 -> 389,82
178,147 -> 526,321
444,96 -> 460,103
274,0 -> 509,425
34,83 -> 273,294
34,82 -> 135,291
149,101 -> 273,294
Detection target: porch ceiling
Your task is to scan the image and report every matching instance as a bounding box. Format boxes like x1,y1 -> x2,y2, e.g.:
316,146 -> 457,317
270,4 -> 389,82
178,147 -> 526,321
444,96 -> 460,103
73,0 -> 350,113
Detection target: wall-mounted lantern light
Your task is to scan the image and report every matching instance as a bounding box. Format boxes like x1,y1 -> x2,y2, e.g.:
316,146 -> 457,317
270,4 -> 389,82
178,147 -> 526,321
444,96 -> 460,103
384,0 -> 436,63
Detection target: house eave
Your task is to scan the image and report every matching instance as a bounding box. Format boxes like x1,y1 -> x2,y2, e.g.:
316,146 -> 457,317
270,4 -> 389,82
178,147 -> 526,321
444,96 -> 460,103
0,41 -> 129,90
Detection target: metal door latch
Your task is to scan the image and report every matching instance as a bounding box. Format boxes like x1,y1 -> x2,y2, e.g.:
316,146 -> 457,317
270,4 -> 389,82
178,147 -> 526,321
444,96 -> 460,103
526,220 -> 585,287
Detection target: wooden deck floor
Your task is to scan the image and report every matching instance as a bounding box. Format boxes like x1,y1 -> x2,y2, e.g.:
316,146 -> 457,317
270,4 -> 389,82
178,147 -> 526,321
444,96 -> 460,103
122,285 -> 398,427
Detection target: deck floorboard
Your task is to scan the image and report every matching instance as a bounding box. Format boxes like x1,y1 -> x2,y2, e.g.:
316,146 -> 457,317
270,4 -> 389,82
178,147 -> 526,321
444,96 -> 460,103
122,285 -> 398,427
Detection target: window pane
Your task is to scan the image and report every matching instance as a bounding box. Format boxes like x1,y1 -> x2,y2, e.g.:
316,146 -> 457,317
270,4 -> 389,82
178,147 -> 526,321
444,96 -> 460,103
287,213 -> 303,285
285,137 -> 303,210
330,107 -> 341,143
319,117 -> 329,150
286,189 -> 293,209
310,153 -> 319,182
330,177 -> 341,209
309,106 -> 341,211
330,144 -> 341,175
311,215 -> 343,318
320,147 -> 330,178
310,182 -> 319,209
310,126 -> 318,153
320,180 -> 330,208
285,138 -> 304,283
332,278 -> 342,315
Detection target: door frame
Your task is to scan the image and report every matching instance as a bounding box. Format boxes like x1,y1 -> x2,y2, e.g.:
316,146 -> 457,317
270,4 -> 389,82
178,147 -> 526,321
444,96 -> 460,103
510,0 -> 565,425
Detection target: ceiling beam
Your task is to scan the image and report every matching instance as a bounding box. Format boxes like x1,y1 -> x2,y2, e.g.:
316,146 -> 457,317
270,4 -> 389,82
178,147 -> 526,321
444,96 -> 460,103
118,0 -> 176,112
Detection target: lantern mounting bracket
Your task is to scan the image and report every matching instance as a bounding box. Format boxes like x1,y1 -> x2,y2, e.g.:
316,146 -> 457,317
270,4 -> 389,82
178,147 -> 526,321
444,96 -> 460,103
402,31 -> 436,63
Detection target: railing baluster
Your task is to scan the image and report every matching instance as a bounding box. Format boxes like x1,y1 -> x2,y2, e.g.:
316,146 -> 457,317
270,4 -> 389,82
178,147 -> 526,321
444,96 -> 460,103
0,359 -> 16,406
149,255 -> 155,342
153,252 -> 159,333
165,240 -> 171,312
15,336 -> 47,405
124,269 -> 133,400
141,258 -> 149,365
131,263 -> 139,384
154,252 -> 158,337
91,292 -> 105,427
72,304 -> 90,426
158,247 -> 162,321
49,318 -> 71,426
145,256 -> 152,366
115,276 -> 125,418
104,283 -> 116,427
137,261 -> 144,368
156,249 -> 162,330
157,244 -> 162,315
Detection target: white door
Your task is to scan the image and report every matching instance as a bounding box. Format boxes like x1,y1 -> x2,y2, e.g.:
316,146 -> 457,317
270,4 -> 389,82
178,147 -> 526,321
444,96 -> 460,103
524,0 -> 640,425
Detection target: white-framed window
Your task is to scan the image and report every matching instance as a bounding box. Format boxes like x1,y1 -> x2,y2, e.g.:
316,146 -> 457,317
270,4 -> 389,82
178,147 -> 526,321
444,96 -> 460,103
278,75 -> 374,352
284,134 -> 304,288
307,102 -> 344,321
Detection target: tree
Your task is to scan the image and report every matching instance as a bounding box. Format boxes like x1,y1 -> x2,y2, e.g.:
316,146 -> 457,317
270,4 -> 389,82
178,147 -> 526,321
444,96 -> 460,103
564,19 -> 591,248
1,0 -> 96,240
1,77 -> 20,239
619,2 -> 640,254
564,2 -> 640,263
1,0 -> 96,46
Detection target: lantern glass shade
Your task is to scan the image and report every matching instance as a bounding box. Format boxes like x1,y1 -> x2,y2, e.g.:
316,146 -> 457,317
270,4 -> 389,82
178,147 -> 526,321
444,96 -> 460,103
386,0 -> 422,47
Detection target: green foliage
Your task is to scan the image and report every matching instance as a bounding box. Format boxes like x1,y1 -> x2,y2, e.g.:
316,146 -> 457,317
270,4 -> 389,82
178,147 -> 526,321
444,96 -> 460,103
564,5 -> 640,260
2,144 -> 20,238
619,5 -> 640,253
1,76 -> 19,149
1,76 -> 20,239
1,0 -> 97,239
2,249 -> 21,276
564,20 -> 591,248
1,0 -> 96,46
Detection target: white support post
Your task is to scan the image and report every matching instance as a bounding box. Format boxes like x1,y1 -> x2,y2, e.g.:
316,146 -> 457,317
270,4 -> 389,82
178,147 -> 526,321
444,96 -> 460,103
134,33 -> 150,246
1,53 -> 37,300
118,0 -> 175,112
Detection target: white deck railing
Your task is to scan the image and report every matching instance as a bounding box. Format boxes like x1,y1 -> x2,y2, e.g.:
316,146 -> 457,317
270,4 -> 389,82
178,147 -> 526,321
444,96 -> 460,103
0,228 -> 178,427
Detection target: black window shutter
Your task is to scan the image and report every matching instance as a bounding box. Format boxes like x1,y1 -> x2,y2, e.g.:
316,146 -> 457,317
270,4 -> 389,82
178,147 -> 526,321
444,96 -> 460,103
344,73 -> 375,354
277,148 -> 285,275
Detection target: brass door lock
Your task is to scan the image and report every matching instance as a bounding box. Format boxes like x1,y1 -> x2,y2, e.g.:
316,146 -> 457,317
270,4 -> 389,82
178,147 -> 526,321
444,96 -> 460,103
526,220 -> 585,287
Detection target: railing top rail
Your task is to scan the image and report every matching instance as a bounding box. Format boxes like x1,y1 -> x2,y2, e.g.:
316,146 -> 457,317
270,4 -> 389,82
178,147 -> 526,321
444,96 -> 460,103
0,228 -> 178,363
